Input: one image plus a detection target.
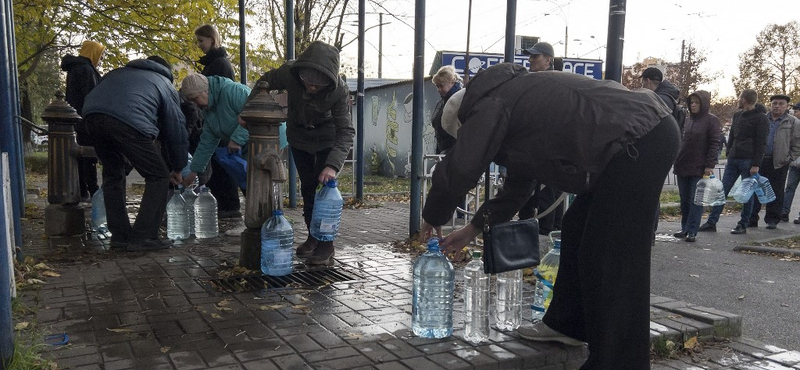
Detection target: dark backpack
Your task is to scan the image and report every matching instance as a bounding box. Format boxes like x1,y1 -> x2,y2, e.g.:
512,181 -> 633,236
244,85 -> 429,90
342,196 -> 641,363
671,98 -> 688,130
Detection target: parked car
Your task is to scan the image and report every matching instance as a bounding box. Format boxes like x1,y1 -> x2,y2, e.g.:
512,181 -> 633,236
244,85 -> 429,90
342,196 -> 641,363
31,132 -> 48,147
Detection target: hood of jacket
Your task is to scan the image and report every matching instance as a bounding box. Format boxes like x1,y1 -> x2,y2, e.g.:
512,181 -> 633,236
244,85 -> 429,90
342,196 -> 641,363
290,41 -> 342,92
458,63 -> 529,123
60,55 -> 93,72
126,59 -> 174,83
688,90 -> 711,118
655,80 -> 680,101
743,103 -> 768,117
199,47 -> 228,66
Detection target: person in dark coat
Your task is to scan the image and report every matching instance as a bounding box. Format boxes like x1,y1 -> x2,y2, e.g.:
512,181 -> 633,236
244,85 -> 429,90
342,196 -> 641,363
250,40 -> 355,266
195,23 -> 241,218
83,56 -> 188,252
60,40 -> 105,201
699,89 -> 769,234
672,90 -> 722,242
420,63 -> 679,369
430,65 -> 461,154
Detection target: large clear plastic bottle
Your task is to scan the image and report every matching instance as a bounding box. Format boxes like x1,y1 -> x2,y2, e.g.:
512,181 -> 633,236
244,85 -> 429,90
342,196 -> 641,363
195,187 -> 219,239
261,209 -> 294,276
463,250 -> 490,344
90,189 -> 107,233
412,238 -> 454,338
310,180 -> 343,242
182,187 -> 198,236
532,231 -> 562,322
754,174 -> 776,203
694,174 -> 726,206
166,189 -> 189,240
495,269 -> 523,330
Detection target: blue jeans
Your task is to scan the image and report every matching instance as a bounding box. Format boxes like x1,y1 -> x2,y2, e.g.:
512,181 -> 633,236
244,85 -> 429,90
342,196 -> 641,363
677,175 -> 704,234
782,166 -> 800,215
706,158 -> 755,226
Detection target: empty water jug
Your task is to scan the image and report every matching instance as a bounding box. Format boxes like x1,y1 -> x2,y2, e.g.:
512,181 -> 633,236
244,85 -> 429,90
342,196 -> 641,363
693,174 -> 726,206
731,176 -> 758,203
754,174 -> 776,203
166,189 -> 190,240
261,209 -> 294,276
310,180 -> 344,242
90,189 -> 107,232
412,238 -> 455,339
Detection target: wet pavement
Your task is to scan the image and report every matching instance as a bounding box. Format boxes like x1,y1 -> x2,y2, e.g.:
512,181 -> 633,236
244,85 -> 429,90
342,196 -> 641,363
13,187 -> 800,369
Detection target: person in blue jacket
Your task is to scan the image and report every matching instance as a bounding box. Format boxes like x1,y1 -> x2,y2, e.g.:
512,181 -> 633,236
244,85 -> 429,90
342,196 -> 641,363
83,56 -> 188,252
179,73 -> 250,191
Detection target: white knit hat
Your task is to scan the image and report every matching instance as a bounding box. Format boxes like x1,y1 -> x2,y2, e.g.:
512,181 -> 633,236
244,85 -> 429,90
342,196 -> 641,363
180,74 -> 209,98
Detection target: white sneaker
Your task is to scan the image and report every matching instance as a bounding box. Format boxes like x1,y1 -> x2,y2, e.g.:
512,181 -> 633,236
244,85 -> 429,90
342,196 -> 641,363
224,224 -> 247,237
517,322 -> 585,346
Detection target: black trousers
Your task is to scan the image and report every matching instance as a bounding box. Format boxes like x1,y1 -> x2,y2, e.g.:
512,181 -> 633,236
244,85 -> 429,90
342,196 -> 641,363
543,117 -> 679,369
291,147 -> 332,229
206,142 -> 243,213
750,157 -> 788,225
76,132 -> 99,198
85,114 -> 170,242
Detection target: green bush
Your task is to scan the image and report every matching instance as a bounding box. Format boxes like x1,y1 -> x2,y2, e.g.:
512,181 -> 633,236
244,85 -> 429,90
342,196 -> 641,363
24,152 -> 48,175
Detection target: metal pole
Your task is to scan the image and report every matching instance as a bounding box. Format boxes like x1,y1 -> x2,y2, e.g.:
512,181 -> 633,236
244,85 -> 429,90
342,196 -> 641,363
604,0 -> 626,82
409,0 -> 425,236
378,13 -> 383,79
464,0 -> 472,83
286,0 -> 297,207
356,0 -> 365,200
564,25 -> 569,56
0,0 -> 16,363
2,0 -> 23,249
504,0 -> 516,63
239,0 -> 247,84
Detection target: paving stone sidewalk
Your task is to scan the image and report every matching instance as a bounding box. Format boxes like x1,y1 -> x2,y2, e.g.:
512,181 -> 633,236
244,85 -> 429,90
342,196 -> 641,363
14,197 -> 800,369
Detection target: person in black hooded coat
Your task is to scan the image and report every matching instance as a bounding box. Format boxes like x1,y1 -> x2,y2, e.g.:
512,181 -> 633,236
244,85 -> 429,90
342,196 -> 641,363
60,40 -> 105,201
194,24 -> 241,218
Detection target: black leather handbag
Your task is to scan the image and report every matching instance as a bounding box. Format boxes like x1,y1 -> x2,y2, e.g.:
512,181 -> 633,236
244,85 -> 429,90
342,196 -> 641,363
482,167 -> 541,274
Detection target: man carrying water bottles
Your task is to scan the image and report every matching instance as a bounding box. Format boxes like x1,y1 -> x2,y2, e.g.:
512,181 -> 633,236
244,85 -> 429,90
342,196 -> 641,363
420,63 -> 679,369
248,41 -> 354,266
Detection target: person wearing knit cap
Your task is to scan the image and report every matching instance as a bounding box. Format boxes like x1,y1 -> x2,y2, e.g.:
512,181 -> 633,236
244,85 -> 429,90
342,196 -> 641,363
180,74 -> 251,196
60,40 -> 106,202
248,40 -> 354,266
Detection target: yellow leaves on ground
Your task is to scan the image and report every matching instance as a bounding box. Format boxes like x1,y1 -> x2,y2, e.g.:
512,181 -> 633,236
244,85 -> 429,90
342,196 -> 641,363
15,322 -> 29,330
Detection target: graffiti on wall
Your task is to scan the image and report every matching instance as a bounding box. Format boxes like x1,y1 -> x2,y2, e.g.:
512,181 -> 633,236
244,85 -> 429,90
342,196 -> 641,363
385,91 -> 399,174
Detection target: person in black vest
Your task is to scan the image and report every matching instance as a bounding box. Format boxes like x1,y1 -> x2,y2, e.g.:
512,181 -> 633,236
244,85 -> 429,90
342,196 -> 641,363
195,24 -> 241,218
60,40 -> 105,202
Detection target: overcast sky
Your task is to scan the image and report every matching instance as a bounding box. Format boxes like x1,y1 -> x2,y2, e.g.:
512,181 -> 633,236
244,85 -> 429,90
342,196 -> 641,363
337,0 -> 799,99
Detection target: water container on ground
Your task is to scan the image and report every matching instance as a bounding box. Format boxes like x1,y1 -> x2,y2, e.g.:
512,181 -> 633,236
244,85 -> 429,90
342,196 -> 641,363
166,189 -> 189,240
412,238 -> 454,339
463,250 -> 490,343
261,210 -> 294,276
195,187 -> 219,239
310,180 -> 343,242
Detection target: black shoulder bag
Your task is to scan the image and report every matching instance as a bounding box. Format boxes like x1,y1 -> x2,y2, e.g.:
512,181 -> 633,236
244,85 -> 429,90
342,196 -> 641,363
482,166 -> 541,274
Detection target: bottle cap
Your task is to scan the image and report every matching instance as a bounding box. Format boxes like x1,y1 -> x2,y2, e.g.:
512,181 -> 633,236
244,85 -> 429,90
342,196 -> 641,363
273,209 -> 283,216
472,250 -> 481,258
326,179 -> 338,188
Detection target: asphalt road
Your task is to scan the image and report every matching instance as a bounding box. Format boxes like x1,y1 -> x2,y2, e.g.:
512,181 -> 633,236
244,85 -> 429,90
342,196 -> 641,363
651,213 -> 800,351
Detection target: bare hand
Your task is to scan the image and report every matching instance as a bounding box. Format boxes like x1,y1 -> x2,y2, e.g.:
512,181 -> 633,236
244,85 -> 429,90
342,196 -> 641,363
704,168 -> 714,176
441,223 -> 481,255
182,172 -> 197,187
419,222 -> 443,243
750,166 -> 759,175
170,171 -> 183,186
237,115 -> 247,128
318,166 -> 337,184
228,140 -> 242,154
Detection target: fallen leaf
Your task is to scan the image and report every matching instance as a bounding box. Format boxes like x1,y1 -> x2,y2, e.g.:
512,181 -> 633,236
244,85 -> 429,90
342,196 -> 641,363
14,322 -> 29,330
738,295 -> 745,300
689,274 -> 700,278
684,336 -> 698,350
781,303 -> 789,307
27,278 -> 45,285
211,313 -> 223,319
106,328 -> 134,333
40,271 -> 61,277
160,346 -> 170,353
33,263 -> 50,270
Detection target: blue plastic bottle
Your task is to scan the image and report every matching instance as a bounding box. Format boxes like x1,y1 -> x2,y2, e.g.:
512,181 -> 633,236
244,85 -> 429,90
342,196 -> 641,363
310,180 -> 343,242
261,210 -> 294,276
412,238 -> 455,338
90,189 -> 107,233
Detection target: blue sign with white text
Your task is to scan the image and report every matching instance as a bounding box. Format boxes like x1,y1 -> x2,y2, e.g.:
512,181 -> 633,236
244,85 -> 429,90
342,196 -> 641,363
440,51 -> 603,80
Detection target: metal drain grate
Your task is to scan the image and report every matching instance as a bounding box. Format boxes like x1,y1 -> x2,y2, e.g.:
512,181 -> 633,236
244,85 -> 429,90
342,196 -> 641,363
199,267 -> 363,293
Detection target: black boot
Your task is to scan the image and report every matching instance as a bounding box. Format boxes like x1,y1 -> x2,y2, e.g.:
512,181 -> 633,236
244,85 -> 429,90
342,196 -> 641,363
305,241 -> 335,266
296,235 -> 318,258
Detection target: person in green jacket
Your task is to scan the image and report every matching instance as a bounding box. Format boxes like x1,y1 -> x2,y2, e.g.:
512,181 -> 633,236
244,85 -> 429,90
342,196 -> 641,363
250,40 -> 354,266
180,73 -> 250,191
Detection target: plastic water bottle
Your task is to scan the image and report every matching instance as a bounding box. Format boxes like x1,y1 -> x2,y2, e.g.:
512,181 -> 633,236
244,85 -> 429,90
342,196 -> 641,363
532,231 -> 562,322
166,189 -> 189,240
195,187 -> 219,239
463,250 -> 490,343
694,174 -> 726,206
412,238 -> 454,338
182,187 -> 198,236
754,174 -> 776,203
732,176 -> 758,203
495,269 -> 523,330
90,189 -> 107,232
261,210 -> 294,276
310,180 -> 343,242
181,153 -> 198,186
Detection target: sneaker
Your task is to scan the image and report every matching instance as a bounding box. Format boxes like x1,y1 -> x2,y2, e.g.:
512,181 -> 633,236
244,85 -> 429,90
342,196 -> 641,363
731,224 -> 747,235
685,234 -> 696,243
766,223 -> 777,230
794,217 -> 800,225
517,322 -> 585,346
672,231 -> 687,238
781,212 -> 790,222
698,222 -> 716,232
126,238 -> 173,252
